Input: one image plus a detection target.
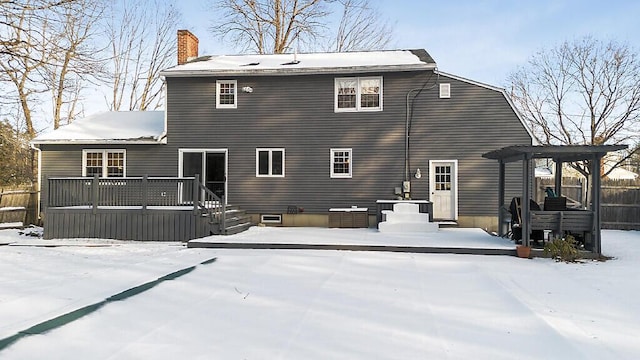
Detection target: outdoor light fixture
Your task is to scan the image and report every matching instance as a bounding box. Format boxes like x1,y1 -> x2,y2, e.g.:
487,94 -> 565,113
414,168 -> 422,179
242,86 -> 253,93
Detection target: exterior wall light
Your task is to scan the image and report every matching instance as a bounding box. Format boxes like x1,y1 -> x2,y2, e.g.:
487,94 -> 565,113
242,86 -> 253,93
414,168 -> 422,179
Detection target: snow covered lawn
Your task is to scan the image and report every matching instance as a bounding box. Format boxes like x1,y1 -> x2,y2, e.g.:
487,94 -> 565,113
1,228 -> 639,359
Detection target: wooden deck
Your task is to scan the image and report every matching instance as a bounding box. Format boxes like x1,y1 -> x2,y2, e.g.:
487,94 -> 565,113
43,176 -> 251,241
45,206 -> 209,241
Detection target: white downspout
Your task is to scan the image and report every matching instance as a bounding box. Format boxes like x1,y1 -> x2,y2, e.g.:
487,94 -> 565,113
29,143 -> 42,224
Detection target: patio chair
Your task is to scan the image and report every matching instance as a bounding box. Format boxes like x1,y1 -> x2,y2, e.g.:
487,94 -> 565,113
509,197 -> 544,243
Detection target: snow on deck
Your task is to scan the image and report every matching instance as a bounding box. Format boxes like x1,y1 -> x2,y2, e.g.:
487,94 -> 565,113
189,226 -> 515,249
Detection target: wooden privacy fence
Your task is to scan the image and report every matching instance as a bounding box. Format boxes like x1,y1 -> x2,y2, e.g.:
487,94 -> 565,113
536,177 -> 640,230
0,185 -> 38,227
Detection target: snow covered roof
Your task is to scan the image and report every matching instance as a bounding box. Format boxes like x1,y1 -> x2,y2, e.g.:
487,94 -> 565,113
161,49 -> 436,77
31,111 -> 166,145
606,166 -> 639,180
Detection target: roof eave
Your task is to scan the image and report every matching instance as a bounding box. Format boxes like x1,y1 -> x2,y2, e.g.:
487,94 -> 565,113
31,138 -> 165,146
160,64 -> 436,77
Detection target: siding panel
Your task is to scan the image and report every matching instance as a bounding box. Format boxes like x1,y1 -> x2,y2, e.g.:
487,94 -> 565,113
40,69 -> 531,226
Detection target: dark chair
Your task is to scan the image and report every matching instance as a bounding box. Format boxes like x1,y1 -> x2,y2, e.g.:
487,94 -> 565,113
544,196 -> 567,211
509,197 -> 544,242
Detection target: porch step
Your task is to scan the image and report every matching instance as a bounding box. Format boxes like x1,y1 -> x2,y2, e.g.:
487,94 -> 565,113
223,208 -> 252,235
206,205 -> 252,235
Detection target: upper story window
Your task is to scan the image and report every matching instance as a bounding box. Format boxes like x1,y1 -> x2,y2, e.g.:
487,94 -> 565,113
335,77 -> 382,112
330,148 -> 352,178
216,80 -> 237,109
256,148 -> 285,177
82,150 -> 125,177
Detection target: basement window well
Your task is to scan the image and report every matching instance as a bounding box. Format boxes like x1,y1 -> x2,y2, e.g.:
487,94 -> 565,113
261,214 -> 282,224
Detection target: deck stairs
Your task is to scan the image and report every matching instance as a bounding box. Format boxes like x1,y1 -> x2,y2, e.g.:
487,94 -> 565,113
200,204 -> 252,236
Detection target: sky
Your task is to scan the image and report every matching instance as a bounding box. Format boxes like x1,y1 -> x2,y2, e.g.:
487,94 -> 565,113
176,0 -> 640,87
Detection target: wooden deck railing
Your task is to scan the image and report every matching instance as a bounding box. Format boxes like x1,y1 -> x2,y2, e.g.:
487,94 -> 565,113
47,175 -> 227,234
47,175 -> 199,208
196,179 -> 225,233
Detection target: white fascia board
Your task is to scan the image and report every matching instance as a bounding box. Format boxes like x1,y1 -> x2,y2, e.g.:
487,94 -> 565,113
31,139 -> 165,145
161,64 -> 436,77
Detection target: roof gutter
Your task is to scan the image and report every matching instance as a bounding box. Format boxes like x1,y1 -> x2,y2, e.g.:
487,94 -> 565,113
160,64 -> 436,78
30,138 -> 165,145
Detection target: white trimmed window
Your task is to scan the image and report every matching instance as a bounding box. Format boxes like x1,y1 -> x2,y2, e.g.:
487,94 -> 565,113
82,150 -> 126,177
256,148 -> 285,177
439,83 -> 451,99
330,148 -> 352,178
216,80 -> 237,108
335,77 -> 382,112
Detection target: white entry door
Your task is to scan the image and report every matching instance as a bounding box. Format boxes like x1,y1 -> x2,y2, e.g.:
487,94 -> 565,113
429,160 -> 458,220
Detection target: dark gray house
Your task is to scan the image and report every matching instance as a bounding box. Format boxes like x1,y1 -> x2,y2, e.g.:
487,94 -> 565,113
32,30 -> 532,239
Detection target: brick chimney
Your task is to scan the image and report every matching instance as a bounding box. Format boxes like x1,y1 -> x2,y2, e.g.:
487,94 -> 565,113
177,30 -> 199,65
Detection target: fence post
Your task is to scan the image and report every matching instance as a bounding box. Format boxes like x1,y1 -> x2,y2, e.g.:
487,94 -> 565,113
142,175 -> 148,211
193,174 -> 200,213
45,176 -> 51,208
221,195 -> 226,234
92,174 -> 99,214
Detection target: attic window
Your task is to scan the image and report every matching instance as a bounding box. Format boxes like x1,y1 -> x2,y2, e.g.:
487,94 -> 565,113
439,83 -> 451,99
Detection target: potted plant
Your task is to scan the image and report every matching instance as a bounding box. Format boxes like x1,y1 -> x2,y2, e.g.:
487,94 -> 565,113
516,244 -> 531,259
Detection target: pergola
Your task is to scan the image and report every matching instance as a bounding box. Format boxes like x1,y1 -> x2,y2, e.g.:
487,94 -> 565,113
482,144 -> 628,254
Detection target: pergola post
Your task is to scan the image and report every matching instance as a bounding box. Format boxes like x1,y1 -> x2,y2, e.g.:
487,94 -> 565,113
555,160 -> 563,196
498,161 -> 506,236
591,155 -> 602,254
521,155 -> 531,247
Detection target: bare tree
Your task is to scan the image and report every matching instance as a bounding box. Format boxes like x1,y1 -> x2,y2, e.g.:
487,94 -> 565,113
0,1 -> 55,137
507,36 -> 640,178
1,0 -> 103,136
330,0 -> 393,52
104,0 -> 180,111
44,0 -> 106,129
209,0 -> 331,54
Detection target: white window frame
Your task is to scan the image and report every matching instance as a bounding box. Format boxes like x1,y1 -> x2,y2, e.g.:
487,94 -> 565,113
256,148 -> 285,177
439,83 -> 451,99
82,149 -> 126,177
216,80 -> 237,109
334,76 -> 382,112
330,148 -> 352,178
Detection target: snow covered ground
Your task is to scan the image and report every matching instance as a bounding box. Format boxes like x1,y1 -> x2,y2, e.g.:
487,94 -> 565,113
1,227 -> 639,359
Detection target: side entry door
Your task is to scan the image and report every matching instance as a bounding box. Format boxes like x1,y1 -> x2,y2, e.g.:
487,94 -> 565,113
429,160 -> 457,220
